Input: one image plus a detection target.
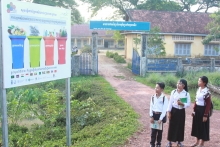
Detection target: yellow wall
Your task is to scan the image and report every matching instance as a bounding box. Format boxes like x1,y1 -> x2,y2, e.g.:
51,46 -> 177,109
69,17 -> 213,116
125,34 -> 213,60
125,34 -> 141,59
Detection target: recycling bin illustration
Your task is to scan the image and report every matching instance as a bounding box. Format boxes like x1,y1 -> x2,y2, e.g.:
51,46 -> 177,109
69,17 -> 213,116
57,37 -> 67,64
27,36 -> 42,67
9,35 -> 26,69
43,37 -> 55,66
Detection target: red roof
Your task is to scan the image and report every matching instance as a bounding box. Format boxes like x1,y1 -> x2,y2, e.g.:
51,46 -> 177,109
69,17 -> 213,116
71,24 -> 112,37
126,10 -> 212,34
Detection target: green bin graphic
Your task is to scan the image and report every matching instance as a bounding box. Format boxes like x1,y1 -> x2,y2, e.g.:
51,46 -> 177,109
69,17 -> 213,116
27,36 -> 42,67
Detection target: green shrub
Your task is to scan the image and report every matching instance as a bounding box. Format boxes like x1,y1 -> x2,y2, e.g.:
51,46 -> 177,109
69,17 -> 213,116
113,54 -> 126,63
146,73 -> 163,84
164,74 -> 178,88
127,62 -> 132,70
106,51 -> 114,58
81,45 -> 92,53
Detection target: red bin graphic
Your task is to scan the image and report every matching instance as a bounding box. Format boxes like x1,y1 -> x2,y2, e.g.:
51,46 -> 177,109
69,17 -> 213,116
57,37 -> 67,64
43,37 -> 55,66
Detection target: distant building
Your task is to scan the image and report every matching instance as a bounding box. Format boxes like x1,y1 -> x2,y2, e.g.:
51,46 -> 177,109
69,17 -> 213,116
71,24 -> 124,49
123,10 -> 218,60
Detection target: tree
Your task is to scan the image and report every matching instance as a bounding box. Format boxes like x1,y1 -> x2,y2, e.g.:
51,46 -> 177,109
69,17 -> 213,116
146,27 -> 166,57
138,0 -> 182,11
133,27 -> 166,57
177,0 -> 220,13
202,11 -> 220,52
20,0 -> 84,24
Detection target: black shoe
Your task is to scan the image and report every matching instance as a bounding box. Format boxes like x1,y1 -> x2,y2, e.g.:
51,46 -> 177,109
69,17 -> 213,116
156,145 -> 161,147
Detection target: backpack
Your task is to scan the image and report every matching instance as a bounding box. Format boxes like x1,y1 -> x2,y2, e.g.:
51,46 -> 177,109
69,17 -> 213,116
152,95 -> 167,123
209,96 -> 214,117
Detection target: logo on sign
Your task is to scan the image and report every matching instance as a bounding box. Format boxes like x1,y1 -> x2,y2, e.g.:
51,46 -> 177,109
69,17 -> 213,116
7,2 -> 16,13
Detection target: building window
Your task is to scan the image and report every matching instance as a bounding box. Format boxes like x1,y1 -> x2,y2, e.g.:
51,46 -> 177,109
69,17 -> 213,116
202,36 -> 220,42
172,35 -> 194,40
98,39 -> 103,45
175,43 -> 191,56
118,40 -> 124,46
71,40 -> 75,47
147,35 -> 165,40
109,40 -> 114,46
77,39 -> 81,47
204,44 -> 219,56
83,40 -> 87,45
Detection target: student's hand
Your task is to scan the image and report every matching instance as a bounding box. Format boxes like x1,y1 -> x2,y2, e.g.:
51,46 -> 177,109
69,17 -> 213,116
203,117 -> 207,122
191,112 -> 195,117
158,120 -> 162,124
177,99 -> 184,106
167,112 -> 171,120
150,117 -> 154,124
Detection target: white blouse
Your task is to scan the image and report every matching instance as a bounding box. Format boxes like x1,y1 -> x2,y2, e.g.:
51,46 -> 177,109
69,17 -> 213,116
167,89 -> 191,111
196,87 -> 210,106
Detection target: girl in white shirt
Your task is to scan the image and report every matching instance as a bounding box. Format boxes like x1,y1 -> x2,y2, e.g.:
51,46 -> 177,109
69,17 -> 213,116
191,76 -> 211,147
166,79 -> 191,147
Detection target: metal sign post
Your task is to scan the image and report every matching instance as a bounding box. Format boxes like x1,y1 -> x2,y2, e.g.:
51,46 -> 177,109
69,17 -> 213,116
0,1 -> 9,146
66,77 -> 71,146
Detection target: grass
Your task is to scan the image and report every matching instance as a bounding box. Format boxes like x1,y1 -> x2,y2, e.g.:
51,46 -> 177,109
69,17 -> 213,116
135,72 -> 220,110
70,76 -> 139,147
3,76 -> 139,146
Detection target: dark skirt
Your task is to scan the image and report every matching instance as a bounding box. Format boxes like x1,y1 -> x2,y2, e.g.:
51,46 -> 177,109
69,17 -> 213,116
191,105 -> 210,141
167,107 -> 185,142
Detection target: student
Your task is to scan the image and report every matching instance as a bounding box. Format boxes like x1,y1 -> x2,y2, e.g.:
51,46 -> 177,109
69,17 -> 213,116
191,76 -> 211,147
149,82 -> 168,147
166,79 -> 191,147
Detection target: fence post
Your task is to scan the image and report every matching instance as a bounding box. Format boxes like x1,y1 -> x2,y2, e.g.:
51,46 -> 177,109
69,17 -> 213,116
177,57 -> 183,72
71,55 -> 80,76
140,33 -> 147,77
210,58 -> 215,72
92,32 -> 98,75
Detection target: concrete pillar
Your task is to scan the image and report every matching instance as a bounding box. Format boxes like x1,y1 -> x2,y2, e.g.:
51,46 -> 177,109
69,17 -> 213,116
210,58 -> 215,72
140,33 -> 147,77
71,55 -> 80,76
92,32 -> 98,75
177,57 -> 183,72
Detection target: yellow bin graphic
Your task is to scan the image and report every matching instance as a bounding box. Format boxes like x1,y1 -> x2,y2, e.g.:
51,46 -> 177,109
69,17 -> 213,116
27,36 -> 42,67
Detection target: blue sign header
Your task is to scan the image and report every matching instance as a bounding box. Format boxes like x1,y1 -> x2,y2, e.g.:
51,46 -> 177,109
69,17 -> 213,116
90,21 -> 150,31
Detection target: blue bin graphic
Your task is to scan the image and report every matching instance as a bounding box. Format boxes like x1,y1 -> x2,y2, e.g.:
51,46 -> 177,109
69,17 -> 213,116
9,35 -> 26,69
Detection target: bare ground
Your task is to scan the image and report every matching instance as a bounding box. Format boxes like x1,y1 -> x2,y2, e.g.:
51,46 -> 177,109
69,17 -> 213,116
98,50 -> 220,147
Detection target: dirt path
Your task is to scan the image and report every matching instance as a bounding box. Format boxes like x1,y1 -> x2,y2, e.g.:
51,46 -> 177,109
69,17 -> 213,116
98,51 -> 220,147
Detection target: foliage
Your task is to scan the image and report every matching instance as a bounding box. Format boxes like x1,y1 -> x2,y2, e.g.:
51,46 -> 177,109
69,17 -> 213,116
79,0 -> 217,20
25,0 -> 84,24
203,11 -> 220,45
133,36 -> 141,50
2,76 -> 139,146
138,0 -> 182,11
127,62 -> 132,70
177,0 -> 220,12
146,27 -> 166,57
80,45 -> 92,53
106,51 -> 126,63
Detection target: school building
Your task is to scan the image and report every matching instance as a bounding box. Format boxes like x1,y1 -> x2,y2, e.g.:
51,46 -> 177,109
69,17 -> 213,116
123,10 -> 218,60
71,24 -> 124,49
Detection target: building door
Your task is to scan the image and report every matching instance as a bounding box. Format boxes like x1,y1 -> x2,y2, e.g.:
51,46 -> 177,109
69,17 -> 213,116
104,41 -> 108,48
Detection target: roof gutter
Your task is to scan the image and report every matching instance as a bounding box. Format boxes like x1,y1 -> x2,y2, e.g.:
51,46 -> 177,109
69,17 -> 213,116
120,31 -> 208,36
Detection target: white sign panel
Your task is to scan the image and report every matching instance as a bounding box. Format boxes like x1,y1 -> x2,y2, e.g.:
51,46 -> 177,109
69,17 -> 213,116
1,0 -> 71,88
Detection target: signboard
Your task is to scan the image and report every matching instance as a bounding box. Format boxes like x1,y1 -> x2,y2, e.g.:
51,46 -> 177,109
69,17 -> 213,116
1,0 -> 71,88
147,59 -> 177,71
90,21 -> 150,31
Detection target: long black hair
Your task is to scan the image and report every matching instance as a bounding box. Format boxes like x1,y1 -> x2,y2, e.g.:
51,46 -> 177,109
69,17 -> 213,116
200,76 -> 208,87
179,79 -> 188,92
